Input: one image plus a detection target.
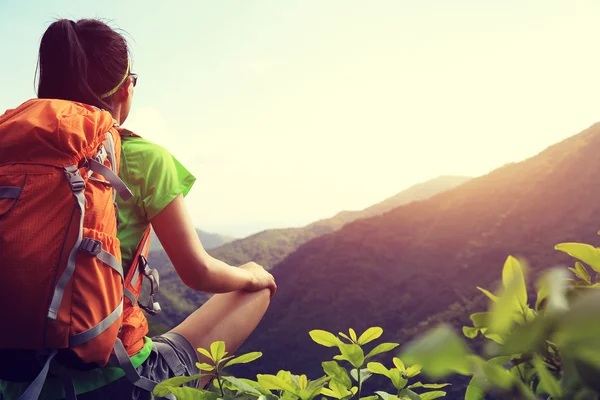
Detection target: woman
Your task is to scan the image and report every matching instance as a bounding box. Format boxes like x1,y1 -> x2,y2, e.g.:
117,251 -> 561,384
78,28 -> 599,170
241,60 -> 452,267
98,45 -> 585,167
1,18 -> 276,399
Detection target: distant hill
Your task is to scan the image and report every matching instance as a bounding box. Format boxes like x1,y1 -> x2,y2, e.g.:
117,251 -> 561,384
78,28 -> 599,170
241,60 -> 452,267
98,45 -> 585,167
228,123 -> 600,398
148,228 -> 234,252
146,175 -> 470,332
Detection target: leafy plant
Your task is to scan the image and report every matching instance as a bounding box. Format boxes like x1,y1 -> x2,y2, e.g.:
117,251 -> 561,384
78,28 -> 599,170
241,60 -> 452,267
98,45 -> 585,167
309,327 -> 449,400
398,240 -> 600,399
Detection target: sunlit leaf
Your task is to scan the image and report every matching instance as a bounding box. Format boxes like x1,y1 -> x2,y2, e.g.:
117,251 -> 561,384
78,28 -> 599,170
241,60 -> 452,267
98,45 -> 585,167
365,343 -> 399,359
339,332 -> 353,343
404,364 -> 422,378
388,369 -> 407,390
350,368 -> 372,384
556,242 -> 600,273
210,341 -> 226,364
222,376 -> 263,396
349,328 -> 358,342
337,340 -> 364,368
153,374 -> 212,397
195,362 -> 215,372
407,382 -> 449,389
197,347 -> 213,361
224,352 -> 262,368
322,361 -> 352,389
392,358 -> 405,372
419,391 -> 447,400
477,287 -> 498,303
257,374 -> 297,393
463,326 -> 479,339
572,261 -> 591,284
501,255 -> 527,308
366,362 -> 390,378
310,330 -> 339,347
358,327 -> 383,345
398,389 -> 420,400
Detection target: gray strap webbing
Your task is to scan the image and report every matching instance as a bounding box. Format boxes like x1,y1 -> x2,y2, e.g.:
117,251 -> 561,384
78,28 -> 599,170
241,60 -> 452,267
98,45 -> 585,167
110,338 -> 157,392
69,301 -> 123,347
48,166 -> 86,320
88,159 -> 133,201
18,350 -> 58,400
0,186 -> 21,199
103,135 -> 117,203
79,238 -> 123,279
124,288 -> 137,305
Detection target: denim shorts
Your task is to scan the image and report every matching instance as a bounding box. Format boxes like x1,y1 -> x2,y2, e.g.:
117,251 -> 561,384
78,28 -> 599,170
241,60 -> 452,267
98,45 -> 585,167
78,332 -> 200,400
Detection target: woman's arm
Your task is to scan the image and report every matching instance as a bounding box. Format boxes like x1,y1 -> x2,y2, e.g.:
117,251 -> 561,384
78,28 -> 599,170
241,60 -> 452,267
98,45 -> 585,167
151,194 -> 276,295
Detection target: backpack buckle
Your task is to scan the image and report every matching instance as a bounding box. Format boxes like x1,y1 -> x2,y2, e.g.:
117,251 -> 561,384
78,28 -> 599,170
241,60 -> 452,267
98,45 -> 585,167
80,238 -> 102,256
64,166 -> 86,192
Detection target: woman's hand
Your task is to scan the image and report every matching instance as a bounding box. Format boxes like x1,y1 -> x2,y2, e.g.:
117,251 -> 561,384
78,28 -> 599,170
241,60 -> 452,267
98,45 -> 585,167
239,262 -> 277,297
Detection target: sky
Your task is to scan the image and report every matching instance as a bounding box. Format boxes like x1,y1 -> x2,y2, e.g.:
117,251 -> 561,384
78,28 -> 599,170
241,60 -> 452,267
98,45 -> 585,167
2,1 -> 600,237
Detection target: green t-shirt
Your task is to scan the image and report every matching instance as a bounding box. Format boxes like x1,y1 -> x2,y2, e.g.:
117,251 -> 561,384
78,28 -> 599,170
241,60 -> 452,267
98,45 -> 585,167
0,136 -> 196,399
118,136 -> 196,274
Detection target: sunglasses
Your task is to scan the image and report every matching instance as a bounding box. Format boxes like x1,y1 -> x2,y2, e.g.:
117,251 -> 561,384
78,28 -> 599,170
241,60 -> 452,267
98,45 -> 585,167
130,73 -> 138,87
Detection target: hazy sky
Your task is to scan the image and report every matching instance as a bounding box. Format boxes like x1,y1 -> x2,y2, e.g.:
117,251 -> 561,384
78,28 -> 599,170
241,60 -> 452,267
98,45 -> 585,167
2,1 -> 600,237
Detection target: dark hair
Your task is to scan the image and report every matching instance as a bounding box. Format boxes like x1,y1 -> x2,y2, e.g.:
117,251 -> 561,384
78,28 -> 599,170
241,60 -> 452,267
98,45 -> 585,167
37,19 -> 130,112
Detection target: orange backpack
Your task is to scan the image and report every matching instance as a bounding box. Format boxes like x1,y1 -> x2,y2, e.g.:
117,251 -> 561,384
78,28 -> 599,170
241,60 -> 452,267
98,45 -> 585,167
0,99 -> 161,399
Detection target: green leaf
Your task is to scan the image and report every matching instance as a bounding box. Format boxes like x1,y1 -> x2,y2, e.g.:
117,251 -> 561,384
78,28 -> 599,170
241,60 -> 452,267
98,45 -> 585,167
469,313 -> 490,329
404,364 -> 422,378
195,362 -> 215,372
470,356 -> 515,391
360,396 -> 379,400
337,340 -> 364,368
397,389 -> 421,400
322,361 -> 353,389
501,255 -> 527,308
388,369 -> 407,390
477,287 -> 498,303
153,374 -> 211,397
350,368 -> 372,384
419,391 -> 447,400
464,376 -> 485,400
358,327 -> 383,345
210,341 -> 226,364
222,376 -> 263,396
257,374 -> 297,393
531,354 -> 562,398
197,347 -> 213,361
392,358 -> 405,372
366,362 -> 390,378
407,382 -> 449,389
339,332 -> 353,343
573,261 -> 591,283
365,343 -> 399,359
307,375 -> 332,391
556,242 -> 600,273
170,387 -> 218,400
399,324 -> 472,378
462,326 -> 479,339
322,379 -> 352,399
310,330 -> 339,347
224,352 -> 263,368
349,328 -> 358,342
299,375 -> 308,390
488,260 -> 528,336
375,391 -> 399,400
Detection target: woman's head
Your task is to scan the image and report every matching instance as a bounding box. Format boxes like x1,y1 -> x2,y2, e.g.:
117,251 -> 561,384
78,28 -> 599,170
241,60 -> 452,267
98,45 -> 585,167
37,19 -> 135,124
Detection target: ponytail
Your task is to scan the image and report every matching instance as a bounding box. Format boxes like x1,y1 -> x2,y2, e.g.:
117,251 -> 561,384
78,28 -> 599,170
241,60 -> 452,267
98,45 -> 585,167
37,19 -> 130,112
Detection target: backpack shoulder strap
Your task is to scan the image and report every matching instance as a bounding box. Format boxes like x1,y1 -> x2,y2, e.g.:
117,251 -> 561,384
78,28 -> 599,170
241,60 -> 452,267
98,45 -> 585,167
119,127 -> 143,139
